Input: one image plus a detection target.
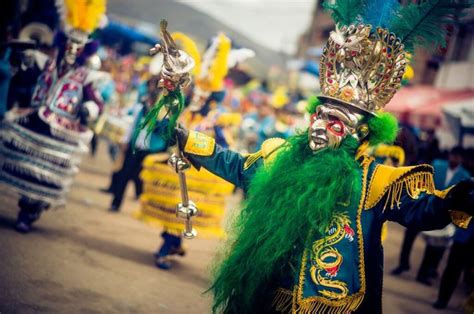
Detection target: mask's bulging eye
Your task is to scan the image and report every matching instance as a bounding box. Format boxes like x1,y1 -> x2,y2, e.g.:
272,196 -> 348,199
326,120 -> 345,136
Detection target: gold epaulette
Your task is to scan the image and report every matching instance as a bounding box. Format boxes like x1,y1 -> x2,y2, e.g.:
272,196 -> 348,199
365,164 -> 435,210
243,138 -> 286,170
184,130 -> 216,156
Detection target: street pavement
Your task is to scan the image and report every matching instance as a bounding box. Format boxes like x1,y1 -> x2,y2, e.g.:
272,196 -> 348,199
0,141 -> 468,313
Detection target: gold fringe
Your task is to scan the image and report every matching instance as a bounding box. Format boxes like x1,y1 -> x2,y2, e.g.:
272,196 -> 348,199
382,171 -> 435,211
273,289 -> 294,313
273,288 -> 365,314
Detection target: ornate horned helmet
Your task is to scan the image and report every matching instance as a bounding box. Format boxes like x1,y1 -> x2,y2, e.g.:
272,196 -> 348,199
320,24 -> 406,115
317,0 -> 466,116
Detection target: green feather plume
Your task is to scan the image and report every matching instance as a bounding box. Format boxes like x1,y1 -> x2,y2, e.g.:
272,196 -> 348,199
131,89 -> 185,151
305,95 -> 321,114
389,0 -> 469,53
323,0 -> 365,27
367,112 -> 399,146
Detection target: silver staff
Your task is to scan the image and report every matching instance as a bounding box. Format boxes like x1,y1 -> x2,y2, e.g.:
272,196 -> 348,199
150,20 -> 197,239
168,148 -> 198,239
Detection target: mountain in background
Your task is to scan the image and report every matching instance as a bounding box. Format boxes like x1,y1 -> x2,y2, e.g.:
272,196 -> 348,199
107,0 -> 288,76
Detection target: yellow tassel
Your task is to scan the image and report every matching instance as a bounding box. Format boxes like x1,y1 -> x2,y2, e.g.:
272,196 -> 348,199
383,171 -> 435,211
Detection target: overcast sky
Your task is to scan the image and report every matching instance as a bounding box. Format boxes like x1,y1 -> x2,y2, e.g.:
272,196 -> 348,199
177,0 -> 315,54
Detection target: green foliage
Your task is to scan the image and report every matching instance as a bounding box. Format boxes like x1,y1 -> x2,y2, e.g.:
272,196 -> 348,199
389,0 -> 467,53
210,134 -> 361,313
305,95 -> 321,114
367,112 -> 399,146
323,0 -> 364,27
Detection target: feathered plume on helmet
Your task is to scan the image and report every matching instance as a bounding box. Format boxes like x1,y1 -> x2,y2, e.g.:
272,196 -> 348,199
55,0 -> 107,45
319,0 -> 470,115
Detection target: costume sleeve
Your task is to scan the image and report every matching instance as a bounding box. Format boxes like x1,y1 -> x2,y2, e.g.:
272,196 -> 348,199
183,130 -> 259,190
382,192 -> 452,230
366,163 -> 471,230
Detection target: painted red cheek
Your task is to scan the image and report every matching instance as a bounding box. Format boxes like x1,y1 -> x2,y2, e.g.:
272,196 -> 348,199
326,121 -> 345,136
310,113 -> 318,123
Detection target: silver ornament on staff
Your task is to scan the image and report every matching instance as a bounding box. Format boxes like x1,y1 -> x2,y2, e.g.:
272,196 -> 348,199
150,20 -> 198,239
168,148 -> 198,239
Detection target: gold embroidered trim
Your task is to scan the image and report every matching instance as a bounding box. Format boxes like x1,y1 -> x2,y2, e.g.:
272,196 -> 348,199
243,151 -> 263,170
273,156 -> 372,313
184,130 -> 215,156
365,164 -> 435,210
355,141 -> 369,160
243,138 -> 286,170
310,213 -> 352,299
434,186 -> 453,199
261,138 -> 286,160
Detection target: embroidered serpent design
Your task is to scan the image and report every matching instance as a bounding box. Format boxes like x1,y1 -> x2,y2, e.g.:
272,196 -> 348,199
310,212 -> 354,300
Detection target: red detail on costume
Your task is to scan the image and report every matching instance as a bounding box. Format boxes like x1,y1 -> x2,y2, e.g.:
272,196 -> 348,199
344,224 -> 355,237
325,265 -> 341,277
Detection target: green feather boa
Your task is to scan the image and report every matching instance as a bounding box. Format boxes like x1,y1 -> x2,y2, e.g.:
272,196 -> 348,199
210,134 -> 361,313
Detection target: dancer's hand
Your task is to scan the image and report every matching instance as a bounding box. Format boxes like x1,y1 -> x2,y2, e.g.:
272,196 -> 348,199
445,178 -> 474,215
